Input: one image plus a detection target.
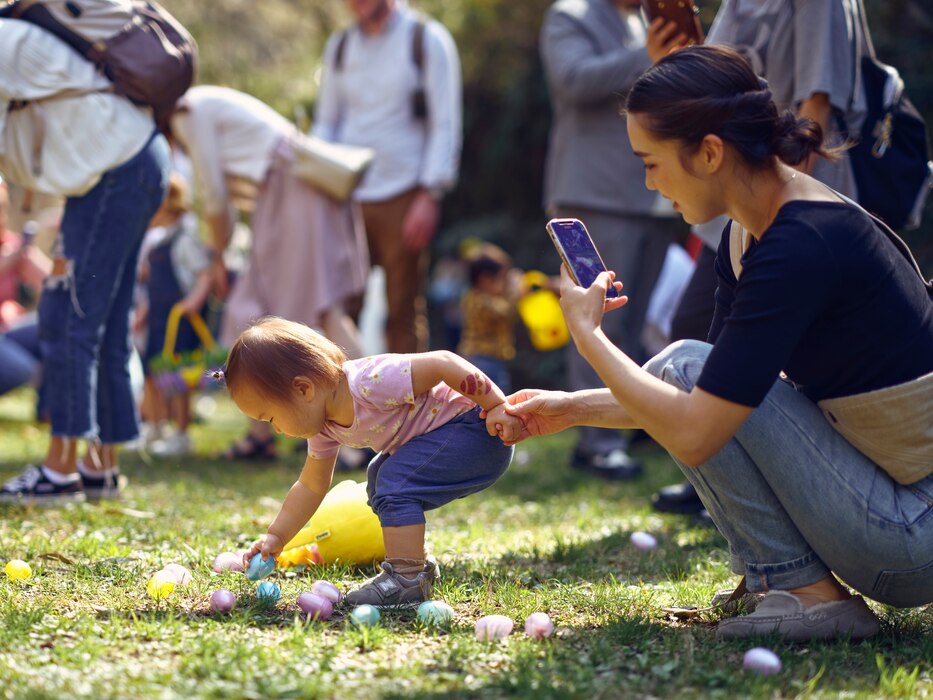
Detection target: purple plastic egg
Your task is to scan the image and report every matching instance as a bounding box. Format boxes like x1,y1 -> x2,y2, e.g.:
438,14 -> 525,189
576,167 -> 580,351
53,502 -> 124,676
743,647 -> 782,676
212,551 -> 244,573
310,579 -> 343,604
297,592 -> 333,621
209,589 -> 236,613
524,612 -> 554,639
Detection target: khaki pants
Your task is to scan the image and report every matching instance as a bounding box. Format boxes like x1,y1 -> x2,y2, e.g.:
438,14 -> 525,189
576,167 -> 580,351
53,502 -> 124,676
361,188 -> 429,354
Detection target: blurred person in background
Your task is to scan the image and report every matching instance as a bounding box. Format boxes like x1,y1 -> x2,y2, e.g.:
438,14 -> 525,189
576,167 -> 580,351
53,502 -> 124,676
168,85 -> 369,461
313,0 -> 462,354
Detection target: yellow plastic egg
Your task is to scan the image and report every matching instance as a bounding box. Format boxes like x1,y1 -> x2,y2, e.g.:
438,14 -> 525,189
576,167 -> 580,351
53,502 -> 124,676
4,559 -> 32,581
147,571 -> 176,600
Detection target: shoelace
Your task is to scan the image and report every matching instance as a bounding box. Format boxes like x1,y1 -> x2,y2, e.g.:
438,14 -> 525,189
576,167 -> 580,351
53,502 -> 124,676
2,465 -> 42,492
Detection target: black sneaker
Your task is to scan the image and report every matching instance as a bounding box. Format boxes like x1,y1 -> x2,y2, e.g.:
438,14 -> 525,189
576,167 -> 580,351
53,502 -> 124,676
345,559 -> 439,609
79,467 -> 126,501
0,465 -> 86,505
571,447 -> 643,480
651,481 -> 705,514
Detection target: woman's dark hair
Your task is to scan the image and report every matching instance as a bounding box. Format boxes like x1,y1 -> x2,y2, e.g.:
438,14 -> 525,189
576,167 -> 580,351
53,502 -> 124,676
625,45 -> 840,169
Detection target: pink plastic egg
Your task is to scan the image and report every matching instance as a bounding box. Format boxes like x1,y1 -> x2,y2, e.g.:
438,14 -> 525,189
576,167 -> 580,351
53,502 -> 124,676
310,579 -> 343,604
209,589 -> 236,613
161,563 -> 192,587
212,551 -> 244,573
524,612 -> 554,639
297,592 -> 333,621
474,614 -> 513,641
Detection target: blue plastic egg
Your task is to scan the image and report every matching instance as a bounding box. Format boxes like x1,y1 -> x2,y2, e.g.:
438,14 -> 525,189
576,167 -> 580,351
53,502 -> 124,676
245,552 -> 276,581
256,581 -> 281,604
350,604 -> 381,627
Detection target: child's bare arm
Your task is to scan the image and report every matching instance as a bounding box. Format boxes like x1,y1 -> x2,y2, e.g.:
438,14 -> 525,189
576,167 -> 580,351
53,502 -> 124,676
245,453 -> 336,562
409,351 -> 508,412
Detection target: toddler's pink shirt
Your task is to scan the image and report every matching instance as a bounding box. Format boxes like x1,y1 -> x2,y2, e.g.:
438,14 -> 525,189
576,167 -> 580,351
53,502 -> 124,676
307,354 -> 475,459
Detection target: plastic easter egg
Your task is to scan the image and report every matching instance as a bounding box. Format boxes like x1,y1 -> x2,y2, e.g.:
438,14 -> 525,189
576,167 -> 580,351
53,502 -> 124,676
147,571 -> 176,600
630,531 -> 658,551
161,563 -> 192,587
297,592 -> 333,621
246,552 -> 276,581
743,647 -> 782,676
4,559 -> 31,581
212,551 -> 245,573
416,600 -> 454,627
350,604 -> 381,627
256,581 -> 281,604
310,579 -> 343,605
474,614 -> 513,641
524,612 -> 554,639
209,589 -> 236,613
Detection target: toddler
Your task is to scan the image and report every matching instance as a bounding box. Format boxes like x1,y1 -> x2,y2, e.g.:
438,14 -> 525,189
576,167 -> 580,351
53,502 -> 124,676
223,317 -> 521,607
457,243 -> 517,393
134,174 -> 210,456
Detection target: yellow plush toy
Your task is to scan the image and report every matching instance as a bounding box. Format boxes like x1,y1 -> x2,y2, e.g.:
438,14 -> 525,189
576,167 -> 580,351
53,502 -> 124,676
278,480 -> 385,566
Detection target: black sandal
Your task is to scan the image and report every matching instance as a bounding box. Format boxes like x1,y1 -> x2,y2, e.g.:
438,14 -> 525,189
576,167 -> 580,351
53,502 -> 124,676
218,434 -> 277,461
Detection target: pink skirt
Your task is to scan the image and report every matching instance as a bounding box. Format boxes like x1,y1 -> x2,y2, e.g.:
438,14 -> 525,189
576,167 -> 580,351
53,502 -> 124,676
220,136 -> 369,346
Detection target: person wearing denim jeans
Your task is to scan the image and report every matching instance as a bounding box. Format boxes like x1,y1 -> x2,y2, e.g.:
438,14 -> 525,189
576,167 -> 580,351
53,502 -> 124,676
0,19 -> 171,504
499,46 -> 932,641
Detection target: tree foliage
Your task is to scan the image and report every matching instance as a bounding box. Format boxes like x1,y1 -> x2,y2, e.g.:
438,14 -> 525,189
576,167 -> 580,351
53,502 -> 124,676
161,0 -> 932,266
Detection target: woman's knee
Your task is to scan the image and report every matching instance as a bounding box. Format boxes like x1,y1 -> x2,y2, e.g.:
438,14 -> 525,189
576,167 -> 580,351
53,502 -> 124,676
641,339 -> 712,391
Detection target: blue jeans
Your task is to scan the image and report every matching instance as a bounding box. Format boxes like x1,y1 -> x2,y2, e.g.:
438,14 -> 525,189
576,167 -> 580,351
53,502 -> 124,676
0,325 -> 39,395
643,340 -> 933,608
366,408 -> 514,527
38,133 -> 170,443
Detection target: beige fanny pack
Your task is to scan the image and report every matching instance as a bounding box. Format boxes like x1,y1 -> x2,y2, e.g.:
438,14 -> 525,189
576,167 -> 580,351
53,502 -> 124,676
818,372 -> 933,485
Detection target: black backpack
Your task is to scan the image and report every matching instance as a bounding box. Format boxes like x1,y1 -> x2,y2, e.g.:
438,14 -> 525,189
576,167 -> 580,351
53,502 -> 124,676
1,0 -> 197,127
840,1 -> 932,231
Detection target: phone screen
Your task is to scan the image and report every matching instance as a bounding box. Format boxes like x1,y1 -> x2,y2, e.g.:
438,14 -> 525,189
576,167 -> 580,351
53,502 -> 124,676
546,218 -> 618,298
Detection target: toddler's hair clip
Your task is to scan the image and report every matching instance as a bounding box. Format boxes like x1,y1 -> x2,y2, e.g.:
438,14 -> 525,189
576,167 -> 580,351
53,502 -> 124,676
209,368 -> 226,383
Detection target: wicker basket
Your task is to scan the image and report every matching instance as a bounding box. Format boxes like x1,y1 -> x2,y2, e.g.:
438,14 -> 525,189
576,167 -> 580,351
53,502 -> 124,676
149,304 -> 226,396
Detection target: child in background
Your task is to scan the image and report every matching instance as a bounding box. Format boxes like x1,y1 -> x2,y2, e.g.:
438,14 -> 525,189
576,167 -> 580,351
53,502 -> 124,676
226,316 -> 520,607
135,174 -> 211,457
457,243 -> 517,393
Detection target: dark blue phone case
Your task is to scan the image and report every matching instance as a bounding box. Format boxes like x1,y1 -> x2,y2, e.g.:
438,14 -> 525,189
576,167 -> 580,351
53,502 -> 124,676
546,218 -> 618,298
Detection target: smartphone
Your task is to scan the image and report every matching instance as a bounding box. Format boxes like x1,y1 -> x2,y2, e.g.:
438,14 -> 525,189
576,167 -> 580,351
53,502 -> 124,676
545,218 -> 618,298
641,0 -> 704,46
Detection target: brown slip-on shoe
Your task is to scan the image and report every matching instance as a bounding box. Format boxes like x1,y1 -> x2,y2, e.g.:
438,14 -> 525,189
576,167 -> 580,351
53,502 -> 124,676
716,591 -> 881,642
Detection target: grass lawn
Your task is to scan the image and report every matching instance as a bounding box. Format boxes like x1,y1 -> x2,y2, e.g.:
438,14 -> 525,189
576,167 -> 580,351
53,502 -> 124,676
0,388 -> 930,699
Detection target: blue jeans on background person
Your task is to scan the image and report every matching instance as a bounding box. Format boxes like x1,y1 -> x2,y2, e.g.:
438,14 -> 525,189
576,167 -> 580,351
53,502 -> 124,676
38,133 -> 170,444
0,322 -> 47,418
643,339 -> 933,608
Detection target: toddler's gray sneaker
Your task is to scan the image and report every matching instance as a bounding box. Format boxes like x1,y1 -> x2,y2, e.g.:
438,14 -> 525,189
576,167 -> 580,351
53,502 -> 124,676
345,558 -> 439,609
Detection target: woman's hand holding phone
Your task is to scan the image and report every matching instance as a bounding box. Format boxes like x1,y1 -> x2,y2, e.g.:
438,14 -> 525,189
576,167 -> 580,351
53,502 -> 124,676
558,265 -> 627,338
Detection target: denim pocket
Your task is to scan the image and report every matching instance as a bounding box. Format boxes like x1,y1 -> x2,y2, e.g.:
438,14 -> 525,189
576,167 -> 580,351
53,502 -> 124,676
872,558 -> 933,607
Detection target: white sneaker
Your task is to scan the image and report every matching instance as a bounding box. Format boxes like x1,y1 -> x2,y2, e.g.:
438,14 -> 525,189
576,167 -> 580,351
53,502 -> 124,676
150,432 -> 192,457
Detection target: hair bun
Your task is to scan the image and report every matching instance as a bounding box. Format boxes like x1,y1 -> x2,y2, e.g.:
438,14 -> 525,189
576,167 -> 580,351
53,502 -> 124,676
771,111 -> 823,167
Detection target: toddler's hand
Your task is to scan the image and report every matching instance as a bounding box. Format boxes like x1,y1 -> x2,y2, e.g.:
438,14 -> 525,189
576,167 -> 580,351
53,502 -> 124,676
243,533 -> 285,569
485,403 -> 524,444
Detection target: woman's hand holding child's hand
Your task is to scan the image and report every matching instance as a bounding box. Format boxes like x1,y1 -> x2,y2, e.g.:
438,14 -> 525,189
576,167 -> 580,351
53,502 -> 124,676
484,402 -> 524,443
243,532 -> 285,568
